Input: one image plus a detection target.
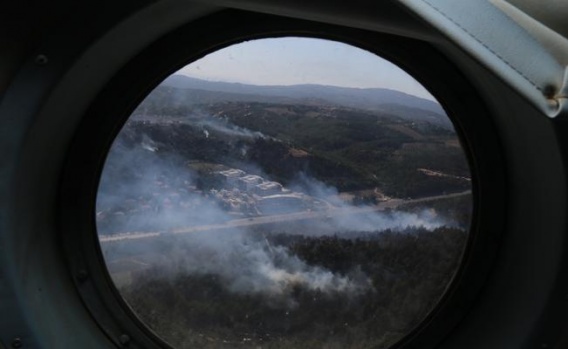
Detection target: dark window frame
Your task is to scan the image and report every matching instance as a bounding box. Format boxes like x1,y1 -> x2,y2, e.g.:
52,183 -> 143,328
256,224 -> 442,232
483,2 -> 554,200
59,9 -> 506,349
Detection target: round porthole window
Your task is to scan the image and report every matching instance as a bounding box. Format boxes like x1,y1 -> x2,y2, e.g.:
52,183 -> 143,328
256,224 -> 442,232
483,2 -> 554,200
95,37 -> 472,348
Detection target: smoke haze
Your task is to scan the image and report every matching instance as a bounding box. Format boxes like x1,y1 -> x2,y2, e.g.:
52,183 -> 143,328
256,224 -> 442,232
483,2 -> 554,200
97,122 -> 458,300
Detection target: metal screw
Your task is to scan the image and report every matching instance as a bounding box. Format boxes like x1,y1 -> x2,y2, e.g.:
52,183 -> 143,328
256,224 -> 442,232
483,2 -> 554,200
34,54 -> 48,66
11,337 -> 22,348
76,269 -> 89,283
119,334 -> 130,346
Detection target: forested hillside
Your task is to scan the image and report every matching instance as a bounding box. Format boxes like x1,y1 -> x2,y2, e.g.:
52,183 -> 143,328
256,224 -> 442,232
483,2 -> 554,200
120,227 -> 466,349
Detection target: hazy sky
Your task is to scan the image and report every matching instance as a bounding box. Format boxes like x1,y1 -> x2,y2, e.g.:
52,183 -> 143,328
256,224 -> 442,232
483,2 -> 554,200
177,37 -> 435,101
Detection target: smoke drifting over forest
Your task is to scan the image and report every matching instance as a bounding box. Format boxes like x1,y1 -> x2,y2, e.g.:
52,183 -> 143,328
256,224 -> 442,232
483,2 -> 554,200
194,117 -> 270,140
97,119 -> 459,299
157,231 -> 373,301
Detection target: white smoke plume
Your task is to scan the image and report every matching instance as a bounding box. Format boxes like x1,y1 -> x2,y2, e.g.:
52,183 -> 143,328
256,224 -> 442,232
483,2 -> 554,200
193,117 -> 269,140
288,173 -> 454,234
165,230 -> 372,302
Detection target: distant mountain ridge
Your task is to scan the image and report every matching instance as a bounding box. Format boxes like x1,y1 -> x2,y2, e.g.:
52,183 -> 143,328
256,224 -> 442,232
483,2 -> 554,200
158,75 -> 452,128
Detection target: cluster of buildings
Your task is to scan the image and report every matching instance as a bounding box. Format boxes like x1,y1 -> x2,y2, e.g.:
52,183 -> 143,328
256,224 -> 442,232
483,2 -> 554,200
97,168 -> 316,234
216,169 -> 284,196
213,168 -> 311,215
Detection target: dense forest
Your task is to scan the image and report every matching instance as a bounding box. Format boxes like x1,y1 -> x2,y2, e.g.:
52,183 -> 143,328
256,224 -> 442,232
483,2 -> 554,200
120,226 -> 467,349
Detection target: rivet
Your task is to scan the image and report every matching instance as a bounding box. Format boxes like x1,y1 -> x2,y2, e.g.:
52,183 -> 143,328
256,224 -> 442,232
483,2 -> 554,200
76,269 -> 89,283
119,334 -> 130,345
11,337 -> 22,348
34,54 -> 48,66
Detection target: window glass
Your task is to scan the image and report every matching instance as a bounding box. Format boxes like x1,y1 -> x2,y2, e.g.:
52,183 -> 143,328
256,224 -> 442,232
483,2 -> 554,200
97,37 -> 472,348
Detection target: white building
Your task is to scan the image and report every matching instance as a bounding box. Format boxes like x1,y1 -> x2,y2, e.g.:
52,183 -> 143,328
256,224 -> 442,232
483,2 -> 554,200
257,193 -> 305,214
238,175 -> 263,190
255,181 -> 283,196
217,169 -> 246,186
